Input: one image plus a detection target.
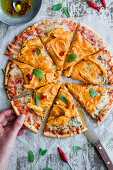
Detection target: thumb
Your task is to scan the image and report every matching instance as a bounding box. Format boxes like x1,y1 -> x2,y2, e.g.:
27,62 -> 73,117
10,114 -> 25,138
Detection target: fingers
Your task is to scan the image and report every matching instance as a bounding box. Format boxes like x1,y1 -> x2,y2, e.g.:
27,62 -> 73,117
4,124 -> 25,132
0,109 -> 14,122
17,129 -> 27,136
9,114 -> 25,138
1,115 -> 16,127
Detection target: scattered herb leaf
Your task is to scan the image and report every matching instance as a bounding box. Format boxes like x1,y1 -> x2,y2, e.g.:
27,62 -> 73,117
35,94 -> 40,107
42,168 -> 53,170
68,54 -> 78,62
36,48 -> 41,56
60,94 -> 69,104
39,148 -> 47,156
63,7 -> 70,18
89,88 -> 96,98
52,3 -> 63,11
2,68 -> 5,74
28,150 -> 34,163
33,69 -> 44,78
73,146 -> 84,151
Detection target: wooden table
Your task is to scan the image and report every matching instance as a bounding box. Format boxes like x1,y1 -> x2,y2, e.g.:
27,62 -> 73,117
0,0 -> 113,170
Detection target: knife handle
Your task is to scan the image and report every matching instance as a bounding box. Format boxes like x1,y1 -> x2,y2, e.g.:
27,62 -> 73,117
94,142 -> 113,170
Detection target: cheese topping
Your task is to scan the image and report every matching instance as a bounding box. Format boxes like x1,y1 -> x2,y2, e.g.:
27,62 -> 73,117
18,38 -> 55,72
67,84 -> 106,115
41,28 -> 73,71
13,60 -> 60,89
46,85 -> 80,127
63,32 -> 96,76
27,83 -> 60,117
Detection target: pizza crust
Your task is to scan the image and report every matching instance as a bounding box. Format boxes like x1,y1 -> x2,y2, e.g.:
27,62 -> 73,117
11,101 -> 38,134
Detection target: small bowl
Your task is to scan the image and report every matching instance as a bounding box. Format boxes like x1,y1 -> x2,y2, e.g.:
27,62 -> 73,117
0,0 -> 42,25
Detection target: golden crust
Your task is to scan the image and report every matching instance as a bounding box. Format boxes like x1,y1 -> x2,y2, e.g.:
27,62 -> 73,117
11,100 -> 38,134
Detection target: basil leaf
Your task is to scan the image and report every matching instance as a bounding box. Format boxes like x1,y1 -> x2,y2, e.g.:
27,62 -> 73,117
52,3 -> 62,11
63,7 -> 70,18
28,150 -> 34,163
35,94 -> 40,107
36,48 -> 41,56
73,146 -> 84,151
42,169 -> 53,170
60,94 -> 69,104
2,68 -> 5,74
89,88 -> 96,98
33,69 -> 44,78
39,148 -> 47,156
68,54 -> 78,62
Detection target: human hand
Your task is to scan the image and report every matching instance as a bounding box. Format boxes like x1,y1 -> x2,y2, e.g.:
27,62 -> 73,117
0,109 -> 26,170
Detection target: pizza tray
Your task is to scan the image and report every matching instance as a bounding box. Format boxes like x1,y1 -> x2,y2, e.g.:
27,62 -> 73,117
0,0 -> 42,25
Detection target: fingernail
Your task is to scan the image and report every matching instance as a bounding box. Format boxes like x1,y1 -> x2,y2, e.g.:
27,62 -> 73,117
20,114 -> 25,121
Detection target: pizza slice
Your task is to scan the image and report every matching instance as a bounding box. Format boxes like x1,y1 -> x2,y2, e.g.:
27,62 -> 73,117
63,22 -> 107,77
67,83 -> 113,124
44,85 -> 87,138
70,49 -> 113,85
5,25 -> 56,73
11,83 -> 60,133
35,19 -> 77,71
5,60 -> 60,99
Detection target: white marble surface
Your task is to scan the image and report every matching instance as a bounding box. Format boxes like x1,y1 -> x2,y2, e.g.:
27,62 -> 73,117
0,1 -> 113,170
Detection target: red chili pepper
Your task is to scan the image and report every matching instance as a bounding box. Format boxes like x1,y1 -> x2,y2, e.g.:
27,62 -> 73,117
100,0 -> 106,8
58,147 -> 73,170
87,1 -> 100,12
41,95 -> 47,100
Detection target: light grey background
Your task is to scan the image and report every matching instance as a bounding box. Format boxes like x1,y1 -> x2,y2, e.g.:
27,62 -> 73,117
0,0 -> 113,170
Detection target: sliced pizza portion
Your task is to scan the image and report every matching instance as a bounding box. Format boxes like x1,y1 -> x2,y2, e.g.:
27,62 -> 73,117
11,83 -> 60,134
71,49 -> 113,86
63,22 -> 107,77
5,60 -> 60,99
35,19 -> 77,71
67,83 -> 113,124
44,85 -> 87,138
5,25 -> 56,73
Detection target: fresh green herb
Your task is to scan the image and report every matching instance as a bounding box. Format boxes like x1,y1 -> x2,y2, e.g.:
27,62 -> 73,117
52,3 -> 63,11
35,94 -> 40,107
28,150 -> 34,163
33,69 -> 44,78
36,48 -> 41,56
89,88 -> 96,98
32,148 -> 47,170
60,94 -> 69,104
2,68 -> 5,74
68,54 -> 78,62
42,168 -> 53,170
63,7 -> 70,18
73,146 -> 86,151
39,148 -> 47,156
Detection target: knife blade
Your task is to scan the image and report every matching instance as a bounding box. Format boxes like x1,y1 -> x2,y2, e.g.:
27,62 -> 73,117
84,115 -> 113,170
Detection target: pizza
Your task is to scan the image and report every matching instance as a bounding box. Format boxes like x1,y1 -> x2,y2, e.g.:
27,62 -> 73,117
10,83 -> 60,133
4,19 -> 113,137
5,60 -> 60,99
67,83 -> 113,124
63,22 -> 107,77
35,19 -> 77,71
70,49 -> 113,86
44,85 -> 87,138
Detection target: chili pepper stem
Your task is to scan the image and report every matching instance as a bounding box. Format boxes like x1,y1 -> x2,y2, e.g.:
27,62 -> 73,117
66,162 -> 73,170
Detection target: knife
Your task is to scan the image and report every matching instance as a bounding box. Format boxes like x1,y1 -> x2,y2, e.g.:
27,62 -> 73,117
85,115 -> 113,170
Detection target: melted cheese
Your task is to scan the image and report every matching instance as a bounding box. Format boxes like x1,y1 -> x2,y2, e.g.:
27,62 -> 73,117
46,85 -> 81,127
41,28 -> 73,71
27,83 -> 60,117
18,38 -> 55,72
63,32 -> 96,77
13,60 -> 60,89
67,84 -> 106,115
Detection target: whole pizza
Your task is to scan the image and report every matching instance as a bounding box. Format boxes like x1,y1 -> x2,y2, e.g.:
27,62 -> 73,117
4,18 -> 113,138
